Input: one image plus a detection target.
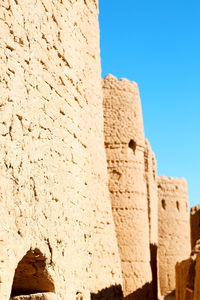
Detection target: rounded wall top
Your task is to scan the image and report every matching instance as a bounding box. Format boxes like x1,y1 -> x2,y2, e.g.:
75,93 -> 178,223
102,74 -> 145,148
157,175 -> 187,187
103,74 -> 138,90
157,176 -> 189,219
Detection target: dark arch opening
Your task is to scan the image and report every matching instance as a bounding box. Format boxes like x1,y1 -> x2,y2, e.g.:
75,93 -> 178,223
128,139 -> 137,153
176,201 -> 180,211
11,248 -> 55,297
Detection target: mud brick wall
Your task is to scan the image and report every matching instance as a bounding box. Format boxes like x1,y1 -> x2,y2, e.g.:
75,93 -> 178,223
103,74 -> 152,299
190,205 -> 200,250
0,1 -> 122,299
144,140 -> 160,300
157,176 -> 190,297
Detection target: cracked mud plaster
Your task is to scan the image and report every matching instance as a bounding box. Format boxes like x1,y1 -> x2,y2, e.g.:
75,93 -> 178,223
0,1 -> 122,299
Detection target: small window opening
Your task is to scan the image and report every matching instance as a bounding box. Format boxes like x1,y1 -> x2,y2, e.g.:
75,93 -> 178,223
176,201 -> 180,211
128,139 -> 137,153
161,199 -> 166,210
11,248 -> 55,297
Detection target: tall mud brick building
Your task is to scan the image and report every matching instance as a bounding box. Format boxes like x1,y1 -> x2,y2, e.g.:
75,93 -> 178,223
0,1 -> 193,300
157,177 -> 190,298
0,0 -> 122,299
103,75 -> 153,299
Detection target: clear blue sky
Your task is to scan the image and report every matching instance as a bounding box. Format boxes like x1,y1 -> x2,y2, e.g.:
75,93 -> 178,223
99,0 -> 200,208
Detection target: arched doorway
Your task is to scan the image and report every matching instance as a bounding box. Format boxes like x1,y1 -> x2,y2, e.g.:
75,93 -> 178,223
11,248 -> 55,297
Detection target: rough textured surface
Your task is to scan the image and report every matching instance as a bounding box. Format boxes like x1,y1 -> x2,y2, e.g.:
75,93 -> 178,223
0,1 -> 122,299
10,293 -> 60,300
176,258 -> 193,300
175,239 -> 200,300
144,140 -> 160,299
103,74 -> 152,298
0,0 -> 193,299
144,140 -> 158,246
190,205 -> 200,250
193,253 -> 200,300
157,176 -> 191,297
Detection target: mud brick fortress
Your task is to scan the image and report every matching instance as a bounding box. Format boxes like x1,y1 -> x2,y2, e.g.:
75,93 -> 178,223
0,1 -> 198,300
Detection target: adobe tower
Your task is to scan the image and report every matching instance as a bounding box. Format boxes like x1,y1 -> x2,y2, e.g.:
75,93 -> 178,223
0,1 -> 122,299
157,176 -> 190,298
103,74 -> 153,299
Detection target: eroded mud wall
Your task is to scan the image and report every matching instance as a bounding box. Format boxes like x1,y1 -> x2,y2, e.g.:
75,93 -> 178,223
176,258 -> 193,300
176,252 -> 200,300
144,140 -> 158,247
144,140 -> 160,299
0,1 -> 122,299
157,176 -> 190,297
190,205 -> 200,250
103,74 -> 153,299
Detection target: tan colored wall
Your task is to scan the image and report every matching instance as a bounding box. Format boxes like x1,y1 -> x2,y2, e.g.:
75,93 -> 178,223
103,74 -> 153,298
193,253 -> 200,300
190,205 -> 200,250
144,140 -> 158,246
158,176 -> 191,297
176,258 -> 193,300
176,252 -> 200,300
144,140 -> 160,299
11,293 -> 60,300
0,1 -> 122,299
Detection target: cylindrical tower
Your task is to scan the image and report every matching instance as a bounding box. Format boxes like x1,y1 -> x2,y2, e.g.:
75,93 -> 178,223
157,176 -> 191,297
103,74 -> 153,299
0,2 -> 122,299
